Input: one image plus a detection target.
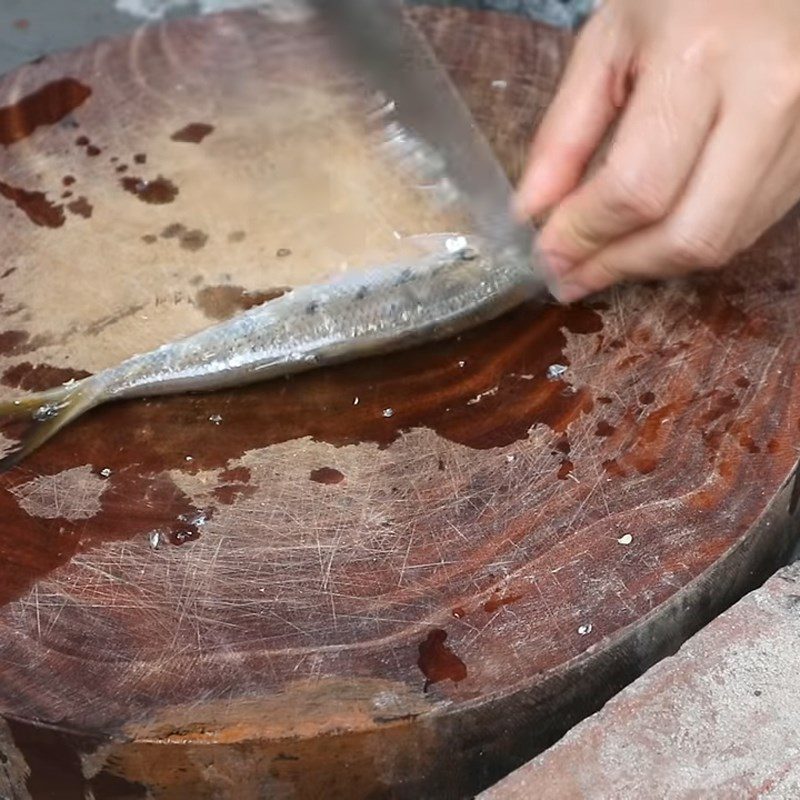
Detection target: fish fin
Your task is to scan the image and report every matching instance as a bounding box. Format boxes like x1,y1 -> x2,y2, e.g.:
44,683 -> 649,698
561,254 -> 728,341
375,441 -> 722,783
0,378 -> 103,473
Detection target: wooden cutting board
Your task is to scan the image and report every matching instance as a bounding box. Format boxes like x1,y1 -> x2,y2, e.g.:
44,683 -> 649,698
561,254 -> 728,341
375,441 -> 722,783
1,7 -> 799,799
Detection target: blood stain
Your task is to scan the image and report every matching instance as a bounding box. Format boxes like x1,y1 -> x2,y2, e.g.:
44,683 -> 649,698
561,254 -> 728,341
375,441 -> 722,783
165,510 -> 209,547
483,592 -> 522,613
417,629 -> 467,692
133,153 -> 147,164
121,175 -> 178,204
211,466 -> 254,506
195,285 -> 290,320
170,123 -> 214,143
180,230 -> 207,252
219,466 -> 251,484
309,467 -> 345,485
0,330 -> 29,355
1,362 -> 90,391
0,180 -> 64,227
603,458 -> 626,477
738,434 -> 760,454
639,391 -> 655,405
66,196 -> 92,219
451,607 -> 466,619
557,459 -> 574,480
161,222 -> 207,250
161,223 -> 185,239
595,420 -> 615,437
0,78 -> 91,147
62,175 -> 75,186
553,435 -> 570,455
702,393 -> 740,425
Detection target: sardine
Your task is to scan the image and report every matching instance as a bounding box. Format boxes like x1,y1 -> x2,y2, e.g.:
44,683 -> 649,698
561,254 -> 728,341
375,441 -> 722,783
0,235 -> 539,471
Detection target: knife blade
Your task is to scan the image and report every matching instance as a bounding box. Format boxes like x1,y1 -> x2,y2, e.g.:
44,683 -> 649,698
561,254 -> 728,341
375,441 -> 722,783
308,0 -> 541,276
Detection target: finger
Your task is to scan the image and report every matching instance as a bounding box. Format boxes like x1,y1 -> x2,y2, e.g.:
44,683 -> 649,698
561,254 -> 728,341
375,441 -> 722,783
537,60 -> 718,275
553,104 -> 790,302
513,10 -> 634,221
725,124 -> 800,250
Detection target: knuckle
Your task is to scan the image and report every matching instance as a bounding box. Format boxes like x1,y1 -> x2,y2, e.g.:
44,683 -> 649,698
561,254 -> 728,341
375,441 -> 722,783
602,165 -> 670,223
676,30 -> 726,70
667,228 -> 729,270
765,68 -> 800,116
755,48 -> 800,115
558,214 -> 604,250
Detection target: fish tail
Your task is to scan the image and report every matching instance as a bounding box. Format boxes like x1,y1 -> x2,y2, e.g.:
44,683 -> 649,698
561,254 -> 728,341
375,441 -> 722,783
0,377 -> 103,473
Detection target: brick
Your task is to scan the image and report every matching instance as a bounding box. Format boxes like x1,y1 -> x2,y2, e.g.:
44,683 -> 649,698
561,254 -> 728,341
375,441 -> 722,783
481,561 -> 800,800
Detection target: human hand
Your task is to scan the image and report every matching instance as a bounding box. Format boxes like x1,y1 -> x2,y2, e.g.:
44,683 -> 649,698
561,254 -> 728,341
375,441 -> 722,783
514,0 -> 800,302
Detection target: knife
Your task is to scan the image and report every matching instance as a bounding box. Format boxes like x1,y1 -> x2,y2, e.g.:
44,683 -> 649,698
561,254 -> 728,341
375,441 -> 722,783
308,0 -> 541,276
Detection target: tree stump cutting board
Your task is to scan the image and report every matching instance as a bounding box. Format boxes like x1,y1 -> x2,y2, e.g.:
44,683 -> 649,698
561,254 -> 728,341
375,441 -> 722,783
1,7 -> 800,799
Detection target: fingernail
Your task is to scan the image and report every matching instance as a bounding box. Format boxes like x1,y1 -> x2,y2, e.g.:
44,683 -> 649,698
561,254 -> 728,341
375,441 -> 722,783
541,251 -> 574,279
555,281 -> 589,304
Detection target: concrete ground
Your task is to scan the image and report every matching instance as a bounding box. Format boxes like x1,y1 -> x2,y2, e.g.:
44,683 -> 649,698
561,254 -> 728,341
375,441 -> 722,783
482,560 -> 800,800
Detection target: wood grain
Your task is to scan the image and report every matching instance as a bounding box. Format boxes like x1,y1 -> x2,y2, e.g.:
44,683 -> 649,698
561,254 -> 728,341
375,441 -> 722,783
0,7 -> 799,799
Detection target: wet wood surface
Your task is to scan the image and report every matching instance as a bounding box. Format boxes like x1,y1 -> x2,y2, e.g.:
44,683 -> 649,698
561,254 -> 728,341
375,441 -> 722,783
1,6 -> 800,799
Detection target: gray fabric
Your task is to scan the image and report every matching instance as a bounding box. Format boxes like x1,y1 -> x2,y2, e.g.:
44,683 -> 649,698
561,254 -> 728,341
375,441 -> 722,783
0,0 -> 587,77
407,0 -> 593,28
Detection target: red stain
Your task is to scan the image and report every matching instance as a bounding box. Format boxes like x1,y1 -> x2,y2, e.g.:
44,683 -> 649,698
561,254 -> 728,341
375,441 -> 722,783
595,420 -> 615,437
0,330 -> 28,355
170,123 -> 214,143
120,175 -> 178,204
553,435 -> 570,455
417,629 -> 467,691
451,607 -> 466,619
1,362 -> 90,391
0,78 -> 91,147
194,285 -> 290,320
0,180 -> 64,227
483,591 -> 522,613
309,467 -> 345,485
212,466 -> 255,506
557,459 -> 574,480
67,196 -> 93,219
603,458 -> 626,478
701,392 -> 740,425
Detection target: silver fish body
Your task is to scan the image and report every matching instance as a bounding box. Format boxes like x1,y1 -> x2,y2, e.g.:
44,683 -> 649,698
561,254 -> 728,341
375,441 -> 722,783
0,236 -> 539,471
